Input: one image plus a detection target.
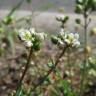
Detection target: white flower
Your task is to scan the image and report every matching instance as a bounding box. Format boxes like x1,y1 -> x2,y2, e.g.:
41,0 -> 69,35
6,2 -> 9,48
37,32 -> 46,40
25,40 -> 33,47
58,38 -> 64,45
74,33 -> 79,39
60,28 -> 65,35
64,39 -> 71,44
18,28 -> 31,41
18,28 -> 46,48
72,40 -> 80,47
67,33 -> 74,41
29,28 -> 36,35
56,30 -> 80,48
64,33 -> 80,47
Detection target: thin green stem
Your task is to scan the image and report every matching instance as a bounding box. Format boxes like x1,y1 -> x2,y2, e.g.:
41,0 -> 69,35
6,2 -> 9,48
80,12 -> 88,96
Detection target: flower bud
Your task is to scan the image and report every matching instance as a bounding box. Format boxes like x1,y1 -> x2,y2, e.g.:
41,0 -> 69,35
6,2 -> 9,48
33,42 -> 41,51
84,46 -> 92,56
90,27 -> 96,36
75,4 -> 83,13
51,36 -> 58,45
76,0 -> 83,4
3,15 -> 14,25
75,18 -> 81,24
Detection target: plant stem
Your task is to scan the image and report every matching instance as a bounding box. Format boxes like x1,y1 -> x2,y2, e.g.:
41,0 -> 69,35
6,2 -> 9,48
28,45 -> 68,95
80,12 -> 88,96
16,47 -> 33,90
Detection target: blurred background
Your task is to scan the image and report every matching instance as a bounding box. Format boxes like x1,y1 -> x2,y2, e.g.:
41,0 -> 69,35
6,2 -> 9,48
0,0 -> 75,12
0,0 -> 96,96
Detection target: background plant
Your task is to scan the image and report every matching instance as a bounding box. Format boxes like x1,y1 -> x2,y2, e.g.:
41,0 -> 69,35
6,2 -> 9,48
75,0 -> 96,95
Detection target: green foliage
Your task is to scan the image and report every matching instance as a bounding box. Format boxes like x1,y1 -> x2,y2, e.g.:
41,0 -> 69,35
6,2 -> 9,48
2,15 -> 14,25
75,0 -> 96,14
51,36 -> 58,45
75,4 -> 83,13
56,69 -> 75,96
0,27 -> 4,33
75,18 -> 81,24
33,41 -> 42,51
15,86 -> 24,96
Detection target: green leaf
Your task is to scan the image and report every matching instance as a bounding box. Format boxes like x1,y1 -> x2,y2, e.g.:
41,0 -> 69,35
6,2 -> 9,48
51,36 -> 58,45
7,31 -> 15,54
33,42 -> 41,51
76,0 -> 83,5
0,27 -> 4,33
3,15 -> 14,25
15,86 -> 24,96
27,86 -> 33,96
75,4 -> 83,13
75,18 -> 81,24
56,69 -> 75,96
63,16 -> 69,23
92,0 -> 96,11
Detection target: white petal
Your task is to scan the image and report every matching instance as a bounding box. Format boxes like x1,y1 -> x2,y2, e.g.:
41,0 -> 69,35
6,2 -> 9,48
68,33 -> 74,38
29,28 -> 36,34
74,33 -> 79,39
58,40 -> 64,45
25,41 -> 33,47
64,39 -> 71,44
72,40 -> 80,47
60,28 -> 65,35
37,33 -> 46,40
19,29 -> 32,41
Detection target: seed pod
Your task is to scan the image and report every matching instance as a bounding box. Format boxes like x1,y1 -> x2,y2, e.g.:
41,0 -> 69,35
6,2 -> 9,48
90,27 -> 96,36
84,46 -> 92,56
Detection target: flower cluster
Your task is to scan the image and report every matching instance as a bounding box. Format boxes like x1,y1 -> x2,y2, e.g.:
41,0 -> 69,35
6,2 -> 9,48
18,28 -> 46,51
51,29 -> 80,48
